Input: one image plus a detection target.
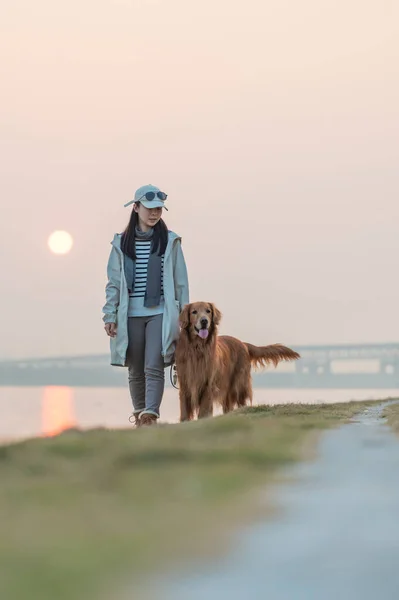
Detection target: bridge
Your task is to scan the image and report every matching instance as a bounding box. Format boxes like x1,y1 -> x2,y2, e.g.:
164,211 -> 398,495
1,343 -> 399,389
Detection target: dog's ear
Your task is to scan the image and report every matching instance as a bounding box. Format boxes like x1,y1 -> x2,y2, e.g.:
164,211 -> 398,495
179,303 -> 191,330
211,304 -> 222,327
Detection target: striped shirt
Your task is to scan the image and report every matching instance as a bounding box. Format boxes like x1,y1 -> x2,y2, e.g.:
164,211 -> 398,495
128,240 -> 165,317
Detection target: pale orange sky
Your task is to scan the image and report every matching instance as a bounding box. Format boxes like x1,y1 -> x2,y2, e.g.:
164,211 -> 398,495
1,0 -> 398,359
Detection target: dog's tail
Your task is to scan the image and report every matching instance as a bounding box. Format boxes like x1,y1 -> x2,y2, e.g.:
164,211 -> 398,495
244,343 -> 300,369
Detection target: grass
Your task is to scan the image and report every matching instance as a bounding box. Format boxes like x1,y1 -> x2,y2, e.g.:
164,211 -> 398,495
0,400 -> 386,600
383,401 -> 399,434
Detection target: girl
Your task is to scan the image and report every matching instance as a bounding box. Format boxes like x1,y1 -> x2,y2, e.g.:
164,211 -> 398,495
102,184 -> 189,427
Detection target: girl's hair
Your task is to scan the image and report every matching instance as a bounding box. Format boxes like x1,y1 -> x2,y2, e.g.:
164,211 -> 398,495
120,203 -> 168,260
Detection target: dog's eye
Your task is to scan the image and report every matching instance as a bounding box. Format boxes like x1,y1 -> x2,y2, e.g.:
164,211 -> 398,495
192,310 -> 198,315
206,309 -> 211,314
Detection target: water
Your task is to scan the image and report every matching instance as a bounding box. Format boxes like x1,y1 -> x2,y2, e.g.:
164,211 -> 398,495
1,386 -> 398,443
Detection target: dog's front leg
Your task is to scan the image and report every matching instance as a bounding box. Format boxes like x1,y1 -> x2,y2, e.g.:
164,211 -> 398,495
197,386 -> 214,419
179,388 -> 193,422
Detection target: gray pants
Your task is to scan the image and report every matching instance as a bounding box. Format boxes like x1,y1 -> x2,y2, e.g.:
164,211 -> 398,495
126,314 -> 165,418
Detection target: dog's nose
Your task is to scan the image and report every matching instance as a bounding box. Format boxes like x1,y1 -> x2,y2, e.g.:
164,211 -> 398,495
200,318 -> 208,328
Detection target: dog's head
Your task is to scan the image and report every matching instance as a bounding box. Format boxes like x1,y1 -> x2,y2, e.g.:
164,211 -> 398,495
179,302 -> 222,340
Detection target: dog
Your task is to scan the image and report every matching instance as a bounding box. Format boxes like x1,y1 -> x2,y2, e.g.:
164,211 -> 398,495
174,302 -> 300,421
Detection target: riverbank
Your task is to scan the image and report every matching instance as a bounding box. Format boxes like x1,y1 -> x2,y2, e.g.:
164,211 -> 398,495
0,400 -> 388,600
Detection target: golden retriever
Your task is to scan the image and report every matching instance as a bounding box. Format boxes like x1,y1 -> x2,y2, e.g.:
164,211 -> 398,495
175,302 -> 300,421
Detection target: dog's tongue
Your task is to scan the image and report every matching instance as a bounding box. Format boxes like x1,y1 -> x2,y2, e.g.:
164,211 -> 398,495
198,329 -> 209,339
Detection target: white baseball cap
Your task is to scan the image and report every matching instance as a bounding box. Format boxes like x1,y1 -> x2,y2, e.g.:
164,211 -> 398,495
124,184 -> 168,210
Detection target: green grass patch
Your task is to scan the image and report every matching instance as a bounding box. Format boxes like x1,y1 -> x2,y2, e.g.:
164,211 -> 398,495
0,400 -> 386,600
383,401 -> 399,434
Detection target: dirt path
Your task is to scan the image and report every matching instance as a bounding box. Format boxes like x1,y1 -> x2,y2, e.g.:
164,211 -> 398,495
148,402 -> 399,600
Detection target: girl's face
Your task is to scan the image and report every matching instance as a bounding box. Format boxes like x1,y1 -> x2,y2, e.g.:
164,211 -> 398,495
134,203 -> 163,231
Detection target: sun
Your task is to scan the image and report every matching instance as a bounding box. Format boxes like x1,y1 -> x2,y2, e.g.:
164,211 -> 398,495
48,230 -> 74,255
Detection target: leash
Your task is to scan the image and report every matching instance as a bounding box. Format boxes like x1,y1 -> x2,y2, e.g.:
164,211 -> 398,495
169,364 -> 179,389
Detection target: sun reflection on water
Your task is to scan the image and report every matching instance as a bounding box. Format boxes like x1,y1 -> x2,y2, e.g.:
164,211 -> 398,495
42,386 -> 76,437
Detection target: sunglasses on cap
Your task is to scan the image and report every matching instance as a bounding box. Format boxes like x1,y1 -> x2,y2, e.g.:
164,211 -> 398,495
124,190 -> 168,208
137,191 -> 168,202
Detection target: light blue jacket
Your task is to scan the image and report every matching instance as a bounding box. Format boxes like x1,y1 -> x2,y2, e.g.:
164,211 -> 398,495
102,231 -> 189,367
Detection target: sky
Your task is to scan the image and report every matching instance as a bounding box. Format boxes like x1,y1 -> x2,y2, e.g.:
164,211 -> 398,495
1,0 -> 398,360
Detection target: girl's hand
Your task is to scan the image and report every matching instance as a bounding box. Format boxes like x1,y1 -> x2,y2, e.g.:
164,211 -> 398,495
104,323 -> 117,338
